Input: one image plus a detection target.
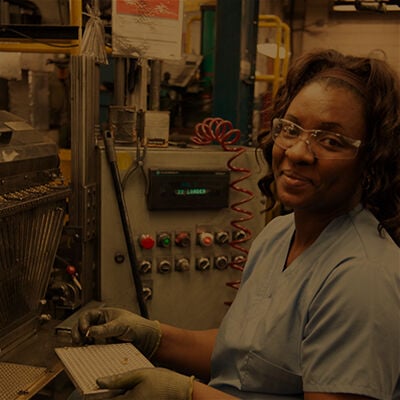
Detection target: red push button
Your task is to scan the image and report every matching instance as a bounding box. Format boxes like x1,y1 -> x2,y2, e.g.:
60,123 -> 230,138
175,232 -> 191,248
139,234 -> 155,249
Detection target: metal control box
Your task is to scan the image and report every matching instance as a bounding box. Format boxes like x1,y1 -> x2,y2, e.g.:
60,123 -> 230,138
98,145 -> 268,329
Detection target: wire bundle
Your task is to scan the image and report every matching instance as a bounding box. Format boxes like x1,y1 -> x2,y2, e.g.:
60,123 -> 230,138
81,4 -> 108,64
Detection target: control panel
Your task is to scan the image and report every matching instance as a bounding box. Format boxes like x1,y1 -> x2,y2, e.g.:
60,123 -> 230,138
98,145 -> 268,329
147,169 -> 230,210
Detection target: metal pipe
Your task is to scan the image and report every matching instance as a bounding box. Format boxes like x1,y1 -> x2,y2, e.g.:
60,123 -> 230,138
149,59 -> 162,110
102,130 -> 149,318
114,57 -> 126,106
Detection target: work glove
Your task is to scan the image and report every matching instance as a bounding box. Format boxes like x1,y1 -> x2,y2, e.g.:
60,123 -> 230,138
71,307 -> 161,359
97,367 -> 194,400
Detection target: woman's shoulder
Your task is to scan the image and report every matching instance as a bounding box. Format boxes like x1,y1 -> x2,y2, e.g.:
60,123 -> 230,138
345,206 -> 399,259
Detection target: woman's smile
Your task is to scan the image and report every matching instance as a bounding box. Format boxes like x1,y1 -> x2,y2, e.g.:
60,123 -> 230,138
279,170 -> 313,189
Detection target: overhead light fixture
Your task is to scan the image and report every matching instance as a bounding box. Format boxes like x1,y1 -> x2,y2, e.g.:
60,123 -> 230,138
332,0 -> 400,12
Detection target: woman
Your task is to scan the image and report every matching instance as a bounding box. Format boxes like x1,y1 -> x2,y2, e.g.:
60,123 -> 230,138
71,49 -> 400,400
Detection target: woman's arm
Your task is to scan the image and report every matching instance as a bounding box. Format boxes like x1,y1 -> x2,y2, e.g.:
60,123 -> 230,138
193,380 -> 238,399
154,324 -> 218,381
305,392 -> 374,400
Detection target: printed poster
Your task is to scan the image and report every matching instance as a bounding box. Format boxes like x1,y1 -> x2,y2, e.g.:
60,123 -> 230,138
112,0 -> 183,60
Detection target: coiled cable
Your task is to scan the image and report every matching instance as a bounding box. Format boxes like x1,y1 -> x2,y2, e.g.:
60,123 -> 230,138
191,117 -> 255,294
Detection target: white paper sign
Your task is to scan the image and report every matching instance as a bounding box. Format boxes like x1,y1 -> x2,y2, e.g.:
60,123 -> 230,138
112,0 -> 183,60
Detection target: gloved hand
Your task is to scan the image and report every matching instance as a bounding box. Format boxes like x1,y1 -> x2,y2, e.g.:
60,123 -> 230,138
71,307 -> 161,359
96,367 -> 194,400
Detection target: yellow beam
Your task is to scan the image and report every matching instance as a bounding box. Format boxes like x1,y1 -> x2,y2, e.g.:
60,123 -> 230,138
69,0 -> 82,55
255,74 -> 285,83
0,0 -> 82,54
0,41 -> 80,54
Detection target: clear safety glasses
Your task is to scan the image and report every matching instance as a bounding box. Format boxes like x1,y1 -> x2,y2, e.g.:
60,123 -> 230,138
271,118 -> 362,160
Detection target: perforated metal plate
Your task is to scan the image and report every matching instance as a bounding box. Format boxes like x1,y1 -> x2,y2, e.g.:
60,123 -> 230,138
0,362 -> 47,400
55,343 -> 153,399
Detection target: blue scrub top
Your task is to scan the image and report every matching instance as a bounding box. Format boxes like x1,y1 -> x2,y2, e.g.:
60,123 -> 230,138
209,206 -> 400,400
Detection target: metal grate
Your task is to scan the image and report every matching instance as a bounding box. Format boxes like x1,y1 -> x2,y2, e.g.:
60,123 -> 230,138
55,343 -> 153,399
0,362 -> 47,400
0,198 -> 67,353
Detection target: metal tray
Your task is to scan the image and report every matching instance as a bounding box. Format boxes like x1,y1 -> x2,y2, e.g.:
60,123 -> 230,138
55,343 -> 153,399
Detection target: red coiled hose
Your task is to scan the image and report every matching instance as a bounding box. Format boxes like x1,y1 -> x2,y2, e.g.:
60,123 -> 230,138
192,117 -> 255,293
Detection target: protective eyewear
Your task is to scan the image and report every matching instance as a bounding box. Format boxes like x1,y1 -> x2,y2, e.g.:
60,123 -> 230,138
271,118 -> 362,160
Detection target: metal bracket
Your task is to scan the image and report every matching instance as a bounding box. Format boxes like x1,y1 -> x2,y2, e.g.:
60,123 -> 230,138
82,183 -> 97,242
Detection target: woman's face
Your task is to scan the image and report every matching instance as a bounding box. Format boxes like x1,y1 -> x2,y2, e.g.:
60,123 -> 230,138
272,81 -> 366,217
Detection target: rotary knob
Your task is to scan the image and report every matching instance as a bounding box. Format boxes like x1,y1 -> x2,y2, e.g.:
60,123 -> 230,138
139,260 -> 152,274
232,230 -> 247,241
232,255 -> 247,268
158,259 -> 172,273
214,255 -> 229,270
215,231 -> 230,245
175,257 -> 190,272
196,257 -> 211,271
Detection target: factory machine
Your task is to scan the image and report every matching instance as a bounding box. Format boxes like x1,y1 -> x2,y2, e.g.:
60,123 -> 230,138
0,110 -> 71,398
98,129 -> 268,329
0,44 -> 270,393
0,102 -> 269,398
0,110 -> 70,353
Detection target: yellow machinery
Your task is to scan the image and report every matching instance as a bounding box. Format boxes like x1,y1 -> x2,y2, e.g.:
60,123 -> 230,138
255,14 -> 291,135
256,14 -> 291,98
0,1 -> 82,54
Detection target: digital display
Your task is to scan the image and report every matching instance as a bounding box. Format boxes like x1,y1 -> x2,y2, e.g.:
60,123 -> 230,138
147,169 -> 230,210
174,188 -> 209,196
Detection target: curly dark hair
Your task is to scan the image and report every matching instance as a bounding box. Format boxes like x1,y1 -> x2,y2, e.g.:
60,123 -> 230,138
257,48 -> 400,246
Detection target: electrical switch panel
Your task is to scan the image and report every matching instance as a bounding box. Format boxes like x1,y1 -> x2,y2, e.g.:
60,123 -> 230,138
99,146 -> 268,329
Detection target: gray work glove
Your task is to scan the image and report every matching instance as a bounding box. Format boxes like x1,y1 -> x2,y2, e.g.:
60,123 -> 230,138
97,367 -> 194,400
71,307 -> 161,359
